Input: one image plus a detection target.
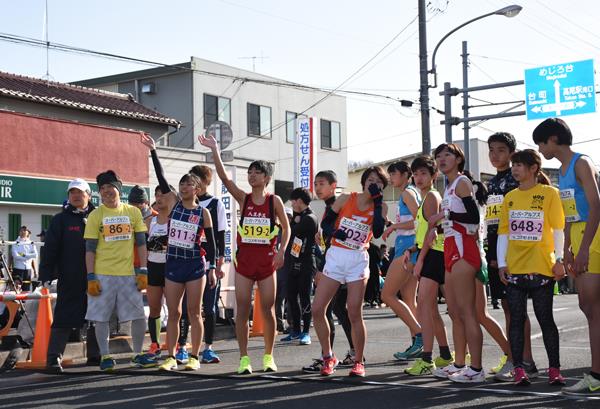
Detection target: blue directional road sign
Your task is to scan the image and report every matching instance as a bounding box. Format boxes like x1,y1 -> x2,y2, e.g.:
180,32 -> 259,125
525,59 -> 596,120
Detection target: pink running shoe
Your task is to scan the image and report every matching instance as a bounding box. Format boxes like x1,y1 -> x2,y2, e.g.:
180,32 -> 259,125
349,362 -> 365,377
320,355 -> 339,376
514,367 -> 530,386
548,367 -> 566,385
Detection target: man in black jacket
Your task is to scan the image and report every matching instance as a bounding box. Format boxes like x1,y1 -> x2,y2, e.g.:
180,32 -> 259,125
40,178 -> 100,373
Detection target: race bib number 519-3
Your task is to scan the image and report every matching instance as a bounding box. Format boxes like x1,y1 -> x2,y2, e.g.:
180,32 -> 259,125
509,210 -> 543,241
102,216 -> 132,242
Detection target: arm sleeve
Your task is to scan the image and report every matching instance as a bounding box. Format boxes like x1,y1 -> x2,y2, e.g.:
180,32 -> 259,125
372,204 -> 385,239
135,232 -> 146,247
150,149 -> 170,194
449,196 -> 480,224
204,227 -> 217,266
39,214 -> 61,283
216,230 -> 225,258
321,207 -> 339,238
553,229 -> 565,258
497,234 -> 508,268
86,239 -> 99,253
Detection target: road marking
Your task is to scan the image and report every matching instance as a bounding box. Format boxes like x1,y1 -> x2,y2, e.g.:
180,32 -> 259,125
553,307 -> 569,312
531,325 -> 588,340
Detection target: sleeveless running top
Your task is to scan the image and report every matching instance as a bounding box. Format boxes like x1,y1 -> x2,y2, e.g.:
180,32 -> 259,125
415,190 -> 444,251
237,193 -> 279,249
147,216 -> 168,263
332,192 -> 374,251
396,185 -> 420,236
167,201 -> 205,260
558,153 -> 590,223
442,175 -> 479,237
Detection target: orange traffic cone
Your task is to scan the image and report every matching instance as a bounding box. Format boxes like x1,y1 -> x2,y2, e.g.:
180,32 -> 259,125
249,287 -> 264,337
16,288 -> 53,369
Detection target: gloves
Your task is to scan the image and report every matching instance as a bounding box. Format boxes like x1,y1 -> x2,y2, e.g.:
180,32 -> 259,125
333,229 -> 347,241
135,267 -> 148,291
368,183 -> 383,206
87,273 -> 101,296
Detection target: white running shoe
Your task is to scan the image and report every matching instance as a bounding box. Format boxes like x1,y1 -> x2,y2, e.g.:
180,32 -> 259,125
433,363 -> 466,379
448,367 -> 486,383
493,360 -> 515,382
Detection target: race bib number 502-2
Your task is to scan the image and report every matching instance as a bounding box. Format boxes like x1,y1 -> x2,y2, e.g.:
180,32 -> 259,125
338,217 -> 370,250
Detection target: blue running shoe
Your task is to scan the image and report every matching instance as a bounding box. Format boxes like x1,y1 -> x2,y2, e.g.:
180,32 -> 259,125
175,346 -> 189,364
100,356 -> 116,372
131,353 -> 158,368
393,343 -> 424,361
298,332 -> 311,345
201,348 -> 221,363
280,331 -> 300,342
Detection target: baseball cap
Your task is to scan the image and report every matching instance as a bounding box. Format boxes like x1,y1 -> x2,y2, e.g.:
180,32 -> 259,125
68,178 -> 91,193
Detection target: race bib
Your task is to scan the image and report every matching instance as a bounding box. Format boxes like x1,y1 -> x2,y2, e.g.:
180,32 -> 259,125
338,217 -> 370,250
560,189 -> 581,222
509,210 -> 544,241
102,216 -> 132,242
241,217 -> 271,244
485,195 -> 503,226
290,236 -> 303,258
168,219 -> 198,249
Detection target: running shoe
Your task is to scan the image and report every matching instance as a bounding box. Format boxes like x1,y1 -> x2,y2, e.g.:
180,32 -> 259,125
263,354 -> 277,372
298,332 -> 311,345
99,356 -> 116,372
404,358 -> 435,376
339,350 -> 356,368
147,342 -> 162,359
433,363 -> 465,379
493,360 -> 515,382
548,367 -> 566,386
184,356 -> 200,371
434,355 -> 454,368
320,355 -> 339,376
523,361 -> 539,379
237,355 -> 252,374
302,358 -> 323,373
159,356 -> 178,371
280,331 -> 300,342
562,373 -> 600,396
201,348 -> 221,364
131,353 -> 158,368
448,367 -> 486,383
513,366 -> 530,386
490,354 -> 508,374
349,362 -> 365,377
46,357 -> 64,374
393,344 -> 423,361
175,346 -> 189,364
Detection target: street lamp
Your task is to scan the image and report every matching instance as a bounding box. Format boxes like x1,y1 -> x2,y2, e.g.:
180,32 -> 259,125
429,5 -> 522,89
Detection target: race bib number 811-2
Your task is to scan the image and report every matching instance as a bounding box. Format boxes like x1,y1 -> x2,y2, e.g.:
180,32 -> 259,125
102,216 -> 132,242
509,210 -> 544,241
338,217 -> 370,250
168,219 -> 198,249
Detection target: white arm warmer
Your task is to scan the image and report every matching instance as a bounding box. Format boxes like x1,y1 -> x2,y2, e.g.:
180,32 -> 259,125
553,229 -> 564,258
497,234 -> 509,268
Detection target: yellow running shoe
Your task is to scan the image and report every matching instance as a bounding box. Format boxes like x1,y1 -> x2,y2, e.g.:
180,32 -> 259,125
185,356 -> 200,371
434,356 -> 453,368
159,356 -> 178,371
263,354 -> 277,372
490,354 -> 508,374
237,355 -> 252,374
404,358 -> 435,376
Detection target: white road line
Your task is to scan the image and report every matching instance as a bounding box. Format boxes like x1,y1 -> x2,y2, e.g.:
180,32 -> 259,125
553,308 -> 569,312
531,325 -> 588,340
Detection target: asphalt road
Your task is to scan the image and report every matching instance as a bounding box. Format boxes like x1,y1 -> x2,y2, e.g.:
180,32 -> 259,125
1,294 -> 597,408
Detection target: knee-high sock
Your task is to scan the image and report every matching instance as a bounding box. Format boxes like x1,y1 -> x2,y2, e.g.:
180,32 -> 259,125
131,318 -> 147,354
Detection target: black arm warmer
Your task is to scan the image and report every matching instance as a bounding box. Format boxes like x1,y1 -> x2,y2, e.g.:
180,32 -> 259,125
150,150 -> 170,194
204,227 -> 217,267
450,196 -> 480,224
216,230 -> 225,258
321,207 -> 339,239
372,204 -> 385,238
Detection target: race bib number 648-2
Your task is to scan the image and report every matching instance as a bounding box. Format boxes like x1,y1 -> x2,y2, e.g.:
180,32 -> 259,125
509,210 -> 544,241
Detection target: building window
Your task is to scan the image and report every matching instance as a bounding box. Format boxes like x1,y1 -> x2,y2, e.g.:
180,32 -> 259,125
204,94 -> 231,128
41,215 -> 53,230
321,119 -> 341,150
285,112 -> 298,144
8,213 -> 21,241
247,103 -> 272,138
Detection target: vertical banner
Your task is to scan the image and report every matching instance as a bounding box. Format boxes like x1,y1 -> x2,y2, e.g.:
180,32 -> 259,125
294,117 -> 316,192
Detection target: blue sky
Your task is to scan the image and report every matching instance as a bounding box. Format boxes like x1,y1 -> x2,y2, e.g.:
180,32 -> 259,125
2,0 -> 599,166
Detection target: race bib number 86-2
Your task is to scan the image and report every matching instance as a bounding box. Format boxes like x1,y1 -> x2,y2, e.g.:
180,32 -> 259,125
102,216 -> 132,242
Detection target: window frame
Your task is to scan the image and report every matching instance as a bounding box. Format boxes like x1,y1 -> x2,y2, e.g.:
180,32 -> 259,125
247,102 -> 272,139
320,118 -> 341,151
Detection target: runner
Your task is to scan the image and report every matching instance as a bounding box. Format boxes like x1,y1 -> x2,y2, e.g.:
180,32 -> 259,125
532,118 -> 600,396
200,133 -> 290,375
190,164 -> 228,364
497,149 -> 566,386
281,187 -> 318,345
84,170 -> 157,371
314,166 -> 388,377
485,132 -> 536,382
140,135 -> 217,372
302,170 -> 357,373
380,161 -> 423,361
404,156 -> 453,377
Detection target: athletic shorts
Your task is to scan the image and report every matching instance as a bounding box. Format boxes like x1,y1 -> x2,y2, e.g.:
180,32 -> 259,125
165,257 -> 205,284
570,222 -> 600,274
236,246 -> 275,281
444,234 -> 481,272
322,246 -> 370,284
85,275 -> 145,322
395,234 -> 417,264
148,261 -> 165,287
420,249 -> 445,285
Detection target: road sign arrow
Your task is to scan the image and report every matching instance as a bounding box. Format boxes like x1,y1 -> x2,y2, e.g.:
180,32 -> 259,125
576,101 -> 587,108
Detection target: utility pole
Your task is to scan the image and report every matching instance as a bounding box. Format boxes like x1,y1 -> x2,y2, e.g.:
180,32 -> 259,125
418,0 -> 431,154
462,41 -> 470,172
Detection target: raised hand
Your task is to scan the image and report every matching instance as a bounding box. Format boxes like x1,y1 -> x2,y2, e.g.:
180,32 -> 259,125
198,134 -> 218,150
140,133 -> 156,150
